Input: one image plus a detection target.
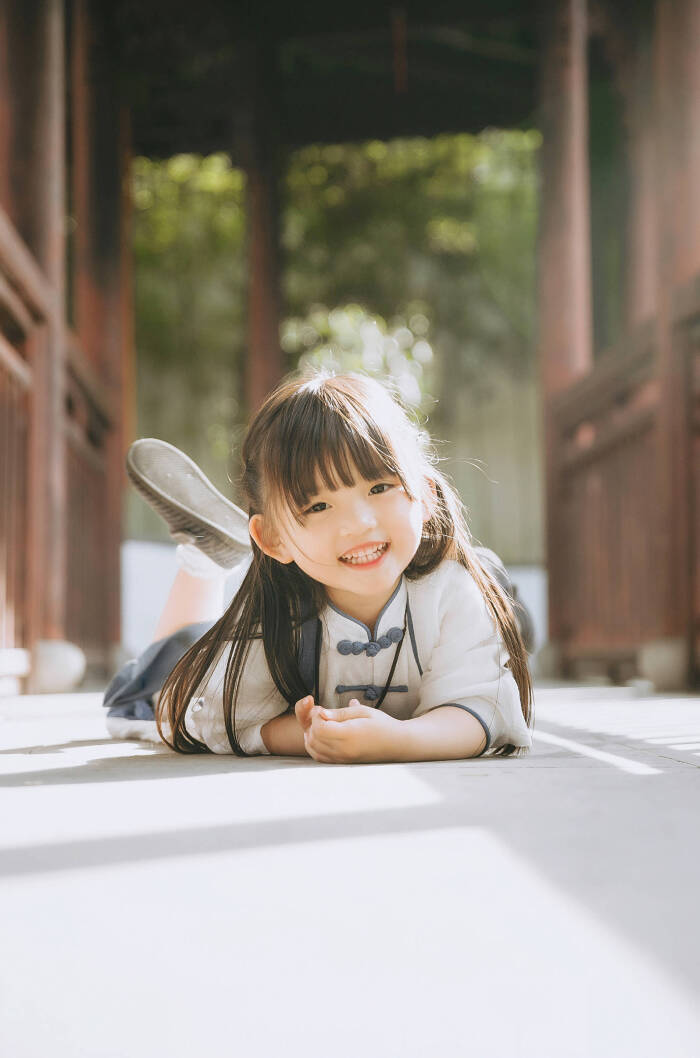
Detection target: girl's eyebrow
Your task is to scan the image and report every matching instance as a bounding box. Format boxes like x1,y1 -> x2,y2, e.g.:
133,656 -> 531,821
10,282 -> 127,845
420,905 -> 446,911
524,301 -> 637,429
305,484 -> 340,502
307,473 -> 397,501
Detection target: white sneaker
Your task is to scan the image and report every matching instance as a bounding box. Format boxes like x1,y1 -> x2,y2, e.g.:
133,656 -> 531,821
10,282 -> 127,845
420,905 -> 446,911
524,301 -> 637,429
105,715 -> 162,743
126,438 -> 251,568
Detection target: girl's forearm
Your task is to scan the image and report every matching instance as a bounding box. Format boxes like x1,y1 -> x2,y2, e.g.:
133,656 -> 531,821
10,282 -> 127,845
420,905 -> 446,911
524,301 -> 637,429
392,705 -> 488,761
260,711 -> 309,756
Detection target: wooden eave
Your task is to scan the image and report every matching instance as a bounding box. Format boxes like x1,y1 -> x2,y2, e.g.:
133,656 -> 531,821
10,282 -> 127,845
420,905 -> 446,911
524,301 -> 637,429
109,0 -> 539,158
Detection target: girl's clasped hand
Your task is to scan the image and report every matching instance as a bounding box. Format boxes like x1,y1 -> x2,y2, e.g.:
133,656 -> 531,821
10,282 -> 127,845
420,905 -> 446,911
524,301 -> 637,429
295,694 -> 402,764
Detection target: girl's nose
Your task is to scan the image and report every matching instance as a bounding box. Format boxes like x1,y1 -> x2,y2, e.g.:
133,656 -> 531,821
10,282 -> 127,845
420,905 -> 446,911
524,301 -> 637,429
340,502 -> 378,533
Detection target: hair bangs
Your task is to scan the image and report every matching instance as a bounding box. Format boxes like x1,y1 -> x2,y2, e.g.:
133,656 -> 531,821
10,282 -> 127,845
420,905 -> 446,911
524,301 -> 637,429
263,385 -> 411,524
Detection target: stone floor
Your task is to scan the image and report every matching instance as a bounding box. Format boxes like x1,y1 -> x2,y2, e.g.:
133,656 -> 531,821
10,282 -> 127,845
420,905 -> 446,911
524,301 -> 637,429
1,681 -> 700,1057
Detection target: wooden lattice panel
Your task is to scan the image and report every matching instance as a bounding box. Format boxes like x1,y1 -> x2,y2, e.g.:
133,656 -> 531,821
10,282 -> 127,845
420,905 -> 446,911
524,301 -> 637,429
561,421 -> 660,654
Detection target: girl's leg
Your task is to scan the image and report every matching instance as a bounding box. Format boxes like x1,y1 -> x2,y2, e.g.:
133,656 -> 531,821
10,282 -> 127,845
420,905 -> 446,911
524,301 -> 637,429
105,553 -> 232,741
124,438 -> 252,645
151,568 -> 226,644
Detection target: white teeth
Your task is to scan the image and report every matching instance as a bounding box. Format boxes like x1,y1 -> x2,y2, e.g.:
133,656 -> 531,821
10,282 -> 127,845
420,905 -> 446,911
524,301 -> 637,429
341,543 -> 388,565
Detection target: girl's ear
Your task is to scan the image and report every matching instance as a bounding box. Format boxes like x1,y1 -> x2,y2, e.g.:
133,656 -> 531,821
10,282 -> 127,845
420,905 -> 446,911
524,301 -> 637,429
249,513 -> 294,564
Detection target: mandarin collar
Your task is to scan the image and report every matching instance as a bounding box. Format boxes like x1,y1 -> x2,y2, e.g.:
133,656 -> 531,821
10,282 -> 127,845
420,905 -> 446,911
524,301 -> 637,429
323,575 -> 407,643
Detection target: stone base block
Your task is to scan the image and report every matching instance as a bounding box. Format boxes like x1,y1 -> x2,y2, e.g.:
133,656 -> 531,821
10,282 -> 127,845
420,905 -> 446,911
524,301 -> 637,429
28,640 -> 87,694
0,648 -> 30,696
533,640 -> 562,679
637,637 -> 689,692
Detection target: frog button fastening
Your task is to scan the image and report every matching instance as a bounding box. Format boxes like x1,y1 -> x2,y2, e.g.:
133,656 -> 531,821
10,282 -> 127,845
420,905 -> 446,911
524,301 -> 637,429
336,626 -> 403,656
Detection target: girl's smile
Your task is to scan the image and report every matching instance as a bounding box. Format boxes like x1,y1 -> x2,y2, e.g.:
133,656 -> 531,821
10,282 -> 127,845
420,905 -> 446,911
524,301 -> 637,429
338,541 -> 390,566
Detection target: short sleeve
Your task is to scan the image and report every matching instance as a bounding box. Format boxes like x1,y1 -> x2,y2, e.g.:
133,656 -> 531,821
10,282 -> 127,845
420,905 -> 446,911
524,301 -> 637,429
412,563 -> 531,751
183,637 -> 290,756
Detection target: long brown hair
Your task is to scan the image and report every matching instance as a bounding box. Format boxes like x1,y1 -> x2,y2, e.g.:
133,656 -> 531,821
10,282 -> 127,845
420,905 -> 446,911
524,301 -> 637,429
156,370 -> 534,757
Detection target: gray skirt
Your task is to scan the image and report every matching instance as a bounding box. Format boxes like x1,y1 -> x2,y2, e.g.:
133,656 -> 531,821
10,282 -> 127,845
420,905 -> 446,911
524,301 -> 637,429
103,620 -> 214,722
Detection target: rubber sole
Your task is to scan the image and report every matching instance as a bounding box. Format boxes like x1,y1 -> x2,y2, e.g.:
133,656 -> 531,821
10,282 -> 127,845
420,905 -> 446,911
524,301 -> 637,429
126,439 -> 252,567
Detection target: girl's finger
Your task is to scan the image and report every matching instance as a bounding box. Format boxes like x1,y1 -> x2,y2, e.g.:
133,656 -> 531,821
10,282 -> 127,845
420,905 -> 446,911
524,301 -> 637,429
306,722 -> 343,754
304,735 -> 333,764
311,728 -> 349,757
295,696 -> 315,728
311,711 -> 342,736
309,750 -> 334,764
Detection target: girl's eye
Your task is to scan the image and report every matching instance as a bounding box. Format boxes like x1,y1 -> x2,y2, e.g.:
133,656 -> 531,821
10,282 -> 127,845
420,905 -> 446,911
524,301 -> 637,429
304,483 -> 394,515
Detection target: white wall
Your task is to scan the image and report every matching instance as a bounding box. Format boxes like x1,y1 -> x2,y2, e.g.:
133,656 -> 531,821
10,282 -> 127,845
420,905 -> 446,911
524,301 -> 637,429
509,564 -> 548,658
439,360 -> 545,568
120,541 -> 251,658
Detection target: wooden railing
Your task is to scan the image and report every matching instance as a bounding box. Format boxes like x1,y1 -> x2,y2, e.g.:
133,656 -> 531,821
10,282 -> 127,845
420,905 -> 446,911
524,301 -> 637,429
64,330 -> 113,660
0,202 -> 116,667
549,324 -> 661,677
0,209 -> 47,655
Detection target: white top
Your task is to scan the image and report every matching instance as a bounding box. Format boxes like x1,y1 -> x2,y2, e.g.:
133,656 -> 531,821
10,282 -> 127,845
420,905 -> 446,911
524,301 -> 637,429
184,558 -> 533,757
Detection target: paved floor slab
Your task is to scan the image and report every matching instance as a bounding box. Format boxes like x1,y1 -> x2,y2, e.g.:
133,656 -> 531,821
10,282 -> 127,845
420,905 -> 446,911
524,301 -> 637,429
1,685 -> 699,1057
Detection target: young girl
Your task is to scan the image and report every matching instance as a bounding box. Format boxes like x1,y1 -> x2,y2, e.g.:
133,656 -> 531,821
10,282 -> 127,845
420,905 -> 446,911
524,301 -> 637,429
105,369 -> 534,762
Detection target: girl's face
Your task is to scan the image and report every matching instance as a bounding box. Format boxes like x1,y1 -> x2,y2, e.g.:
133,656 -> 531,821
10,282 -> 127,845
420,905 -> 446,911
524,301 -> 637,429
250,468 -> 432,624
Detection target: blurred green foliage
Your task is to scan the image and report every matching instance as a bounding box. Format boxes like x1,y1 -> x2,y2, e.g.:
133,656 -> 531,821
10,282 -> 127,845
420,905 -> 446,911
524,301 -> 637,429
130,130 -> 539,539
282,302 -> 434,412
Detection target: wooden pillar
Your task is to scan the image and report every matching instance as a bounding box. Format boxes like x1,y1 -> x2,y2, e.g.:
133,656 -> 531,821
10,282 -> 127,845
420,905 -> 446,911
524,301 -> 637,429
537,0 -> 593,647
119,111 -> 136,506
624,28 -> 657,328
13,0 -> 68,643
649,0 -> 693,671
236,40 -> 285,417
686,0 -> 700,281
71,0 -> 123,376
71,0 -> 95,358
70,0 -> 131,658
106,104 -> 134,658
538,0 -> 592,395
0,6 -> 12,214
